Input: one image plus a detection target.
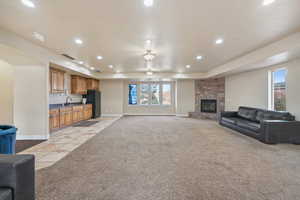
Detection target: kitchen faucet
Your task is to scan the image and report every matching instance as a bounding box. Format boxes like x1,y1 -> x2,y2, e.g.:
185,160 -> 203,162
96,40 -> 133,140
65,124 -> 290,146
66,96 -> 72,105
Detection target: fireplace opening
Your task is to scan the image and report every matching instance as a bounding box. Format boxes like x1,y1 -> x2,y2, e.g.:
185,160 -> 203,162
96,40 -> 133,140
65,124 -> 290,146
201,99 -> 217,113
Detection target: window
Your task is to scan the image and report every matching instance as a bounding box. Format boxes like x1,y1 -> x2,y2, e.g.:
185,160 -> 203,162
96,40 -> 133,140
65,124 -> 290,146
269,68 -> 287,111
128,82 -> 173,106
140,84 -> 150,105
128,84 -> 137,105
162,84 -> 171,105
150,84 -> 160,105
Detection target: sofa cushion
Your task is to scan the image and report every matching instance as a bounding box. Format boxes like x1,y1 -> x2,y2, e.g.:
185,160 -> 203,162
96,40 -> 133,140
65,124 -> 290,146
222,117 -> 236,124
238,107 -> 257,121
0,188 -> 12,200
255,110 -> 265,122
236,118 -> 261,132
263,111 -> 294,121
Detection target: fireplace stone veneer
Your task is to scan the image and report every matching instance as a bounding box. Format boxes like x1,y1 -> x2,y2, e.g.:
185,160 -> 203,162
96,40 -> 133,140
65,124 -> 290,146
189,77 -> 225,120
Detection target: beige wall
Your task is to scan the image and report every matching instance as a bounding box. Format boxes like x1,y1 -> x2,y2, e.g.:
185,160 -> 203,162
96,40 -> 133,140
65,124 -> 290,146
225,59 -> 300,120
123,81 -> 176,115
100,80 -> 124,116
100,80 -> 195,116
0,60 -> 14,124
14,65 -> 49,139
176,80 -> 195,116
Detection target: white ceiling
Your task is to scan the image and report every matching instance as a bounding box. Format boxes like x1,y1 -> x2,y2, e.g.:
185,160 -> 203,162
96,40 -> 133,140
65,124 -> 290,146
0,0 -> 300,74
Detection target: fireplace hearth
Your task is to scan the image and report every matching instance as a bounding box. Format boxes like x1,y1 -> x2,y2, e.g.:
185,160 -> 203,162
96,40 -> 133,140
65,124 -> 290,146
201,99 -> 217,113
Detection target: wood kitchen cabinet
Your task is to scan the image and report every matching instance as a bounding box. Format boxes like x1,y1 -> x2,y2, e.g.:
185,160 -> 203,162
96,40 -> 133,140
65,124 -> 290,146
50,67 -> 65,93
59,107 -> 73,128
72,105 -> 84,123
71,75 -> 87,94
50,104 -> 93,132
49,109 -> 60,131
87,78 -> 100,91
83,104 -> 93,120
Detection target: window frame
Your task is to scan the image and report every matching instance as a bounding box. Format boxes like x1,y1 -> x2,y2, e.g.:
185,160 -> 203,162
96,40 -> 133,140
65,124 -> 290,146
128,81 -> 173,107
268,68 -> 288,111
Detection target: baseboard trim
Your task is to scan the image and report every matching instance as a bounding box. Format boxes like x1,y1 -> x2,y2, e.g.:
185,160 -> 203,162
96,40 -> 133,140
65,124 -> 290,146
16,134 -> 50,140
101,114 -> 124,117
176,114 -> 189,117
124,113 -> 176,116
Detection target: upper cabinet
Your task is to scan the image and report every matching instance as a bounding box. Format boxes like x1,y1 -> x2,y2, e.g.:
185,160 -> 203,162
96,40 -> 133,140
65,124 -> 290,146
87,78 -> 100,91
71,75 -> 87,94
71,76 -> 100,94
50,67 -> 65,94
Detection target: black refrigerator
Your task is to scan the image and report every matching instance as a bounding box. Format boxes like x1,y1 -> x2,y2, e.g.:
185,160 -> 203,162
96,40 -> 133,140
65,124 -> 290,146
86,90 -> 101,119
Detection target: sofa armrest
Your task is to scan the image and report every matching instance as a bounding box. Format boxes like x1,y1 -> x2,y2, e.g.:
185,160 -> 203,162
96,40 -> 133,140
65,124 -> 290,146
220,111 -> 237,118
260,120 -> 300,144
0,155 -> 35,200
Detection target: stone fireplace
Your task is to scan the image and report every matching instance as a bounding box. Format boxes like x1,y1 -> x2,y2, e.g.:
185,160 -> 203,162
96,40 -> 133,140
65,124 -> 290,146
189,77 -> 225,120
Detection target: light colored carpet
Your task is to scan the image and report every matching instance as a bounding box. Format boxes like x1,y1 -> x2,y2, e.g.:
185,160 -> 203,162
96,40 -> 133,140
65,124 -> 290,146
36,116 -> 300,200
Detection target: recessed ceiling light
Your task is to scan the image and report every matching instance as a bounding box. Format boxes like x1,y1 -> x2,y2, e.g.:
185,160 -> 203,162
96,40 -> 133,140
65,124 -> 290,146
146,71 -> 153,75
263,0 -> 275,6
78,61 -> 84,65
215,38 -> 224,45
74,38 -> 83,45
96,56 -> 103,60
196,55 -> 203,60
21,0 -> 35,8
108,65 -> 114,69
33,32 -> 45,42
144,0 -> 153,7
186,65 -> 191,69
90,67 -> 95,70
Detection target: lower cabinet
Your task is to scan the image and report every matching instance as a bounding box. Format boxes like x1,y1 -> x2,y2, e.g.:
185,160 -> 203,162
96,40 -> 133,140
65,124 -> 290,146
60,107 -> 73,128
72,105 -> 84,123
83,104 -> 93,120
49,104 -> 93,132
49,109 -> 60,131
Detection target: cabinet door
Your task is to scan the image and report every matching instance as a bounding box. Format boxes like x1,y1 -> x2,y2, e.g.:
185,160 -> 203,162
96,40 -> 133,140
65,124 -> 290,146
81,77 -> 87,94
50,68 -> 65,93
71,76 -> 87,94
50,109 -> 60,131
79,110 -> 84,121
51,70 -> 58,92
53,116 -> 60,129
72,111 -> 78,123
57,72 -> 65,92
59,112 -> 66,128
65,111 -> 73,126
89,107 -> 93,119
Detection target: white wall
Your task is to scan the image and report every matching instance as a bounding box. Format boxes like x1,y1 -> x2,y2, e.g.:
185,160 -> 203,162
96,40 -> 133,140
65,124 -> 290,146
14,65 -> 49,139
0,60 -> 14,124
225,59 -> 300,120
176,80 -> 195,116
100,80 -> 124,116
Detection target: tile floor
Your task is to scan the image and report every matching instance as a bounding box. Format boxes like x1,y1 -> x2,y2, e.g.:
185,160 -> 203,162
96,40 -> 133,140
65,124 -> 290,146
18,117 -> 120,170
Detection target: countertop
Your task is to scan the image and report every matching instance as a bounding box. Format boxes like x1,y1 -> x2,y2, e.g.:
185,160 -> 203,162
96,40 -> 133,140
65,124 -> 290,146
49,103 -> 90,110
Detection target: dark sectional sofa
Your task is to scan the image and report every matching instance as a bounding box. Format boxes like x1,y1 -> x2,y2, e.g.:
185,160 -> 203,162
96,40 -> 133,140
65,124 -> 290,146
0,155 -> 35,200
219,106 -> 300,144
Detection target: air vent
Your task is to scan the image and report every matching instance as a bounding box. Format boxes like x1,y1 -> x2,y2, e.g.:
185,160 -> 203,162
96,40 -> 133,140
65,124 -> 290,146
61,54 -> 75,60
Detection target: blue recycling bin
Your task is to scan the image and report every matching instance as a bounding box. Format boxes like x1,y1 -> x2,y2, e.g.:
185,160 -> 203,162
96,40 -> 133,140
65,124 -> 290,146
0,125 -> 17,154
